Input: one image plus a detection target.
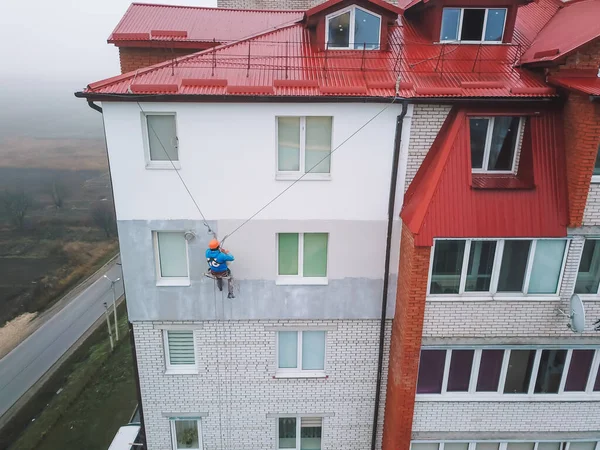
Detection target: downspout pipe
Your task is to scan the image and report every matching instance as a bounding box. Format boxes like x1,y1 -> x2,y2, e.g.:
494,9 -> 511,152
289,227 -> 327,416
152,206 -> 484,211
371,99 -> 409,450
84,98 -> 147,450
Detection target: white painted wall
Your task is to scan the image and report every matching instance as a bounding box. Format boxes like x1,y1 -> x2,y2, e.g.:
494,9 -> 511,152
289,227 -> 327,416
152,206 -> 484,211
101,102 -> 410,222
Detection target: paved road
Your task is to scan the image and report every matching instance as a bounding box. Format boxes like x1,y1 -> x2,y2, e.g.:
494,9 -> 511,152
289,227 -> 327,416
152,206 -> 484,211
0,260 -> 124,419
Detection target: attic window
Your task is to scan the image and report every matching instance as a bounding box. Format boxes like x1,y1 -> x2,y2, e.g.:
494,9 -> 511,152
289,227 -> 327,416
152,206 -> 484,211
326,6 -> 381,50
440,8 -> 507,43
470,116 -> 524,173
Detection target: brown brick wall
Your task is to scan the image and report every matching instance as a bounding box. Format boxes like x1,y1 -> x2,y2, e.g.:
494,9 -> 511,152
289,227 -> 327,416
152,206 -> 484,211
118,47 -> 200,74
382,223 -> 430,450
553,38 -> 600,72
217,0 -> 396,9
563,94 -> 600,227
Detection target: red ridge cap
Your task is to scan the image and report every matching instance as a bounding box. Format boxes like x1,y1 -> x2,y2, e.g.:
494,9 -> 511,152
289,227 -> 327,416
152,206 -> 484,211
415,87 -> 462,96
510,86 -> 556,95
111,32 -> 150,40
182,78 -> 228,87
151,30 -> 188,38
226,85 -> 275,94
320,86 -> 368,95
533,48 -> 560,59
130,83 -> 179,93
273,79 -> 319,87
460,81 -> 505,89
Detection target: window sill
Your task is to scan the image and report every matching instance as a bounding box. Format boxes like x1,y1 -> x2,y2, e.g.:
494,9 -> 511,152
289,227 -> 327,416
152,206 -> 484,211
275,172 -> 331,181
427,294 -> 561,302
146,161 -> 181,170
165,368 -> 198,375
415,394 -> 600,402
274,371 -> 327,379
276,277 -> 328,286
471,174 -> 534,190
156,278 -> 191,287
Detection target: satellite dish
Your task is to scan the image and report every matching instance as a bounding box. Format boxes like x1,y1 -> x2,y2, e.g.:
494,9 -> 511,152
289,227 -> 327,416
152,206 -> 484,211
558,294 -> 586,333
184,231 -> 196,241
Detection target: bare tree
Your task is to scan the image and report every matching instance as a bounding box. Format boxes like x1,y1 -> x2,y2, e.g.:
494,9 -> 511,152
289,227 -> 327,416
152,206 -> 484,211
91,202 -> 116,238
2,189 -> 32,230
50,180 -> 68,209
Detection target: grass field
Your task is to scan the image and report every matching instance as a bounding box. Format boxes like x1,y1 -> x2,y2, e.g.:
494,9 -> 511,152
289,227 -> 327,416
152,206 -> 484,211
0,137 -> 117,329
3,302 -> 138,450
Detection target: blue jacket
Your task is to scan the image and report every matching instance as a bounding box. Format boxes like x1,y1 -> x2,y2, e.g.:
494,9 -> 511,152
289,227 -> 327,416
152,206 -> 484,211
206,248 -> 234,273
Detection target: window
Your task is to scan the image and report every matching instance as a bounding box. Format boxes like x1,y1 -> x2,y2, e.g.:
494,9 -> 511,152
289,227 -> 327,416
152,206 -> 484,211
416,348 -> 600,398
278,417 -> 322,450
277,233 -> 328,284
143,113 -> 179,169
277,331 -> 326,376
164,330 -> 197,374
326,6 -> 381,50
592,145 -> 600,182
277,117 -> 332,178
411,442 -> 600,450
429,239 -> 568,296
154,232 -> 190,286
470,117 -> 523,173
170,418 -> 201,450
440,8 -> 507,43
575,239 -> 600,294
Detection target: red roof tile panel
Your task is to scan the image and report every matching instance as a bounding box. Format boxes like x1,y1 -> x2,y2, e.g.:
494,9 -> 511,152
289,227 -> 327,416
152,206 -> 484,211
108,3 -> 304,45
548,74 -> 600,96
520,0 -> 600,65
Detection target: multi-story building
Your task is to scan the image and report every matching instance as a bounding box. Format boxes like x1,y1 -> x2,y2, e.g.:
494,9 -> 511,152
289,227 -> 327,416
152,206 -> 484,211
77,0 -> 600,449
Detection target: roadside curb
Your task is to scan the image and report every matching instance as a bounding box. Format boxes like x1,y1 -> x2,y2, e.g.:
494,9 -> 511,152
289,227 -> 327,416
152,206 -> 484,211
0,295 -> 126,431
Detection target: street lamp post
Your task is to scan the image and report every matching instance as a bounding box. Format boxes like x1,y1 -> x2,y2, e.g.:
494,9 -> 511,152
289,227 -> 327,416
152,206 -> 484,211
104,275 -> 122,341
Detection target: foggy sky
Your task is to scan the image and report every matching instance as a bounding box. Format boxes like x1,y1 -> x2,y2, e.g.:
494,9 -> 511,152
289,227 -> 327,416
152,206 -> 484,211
0,0 -> 216,139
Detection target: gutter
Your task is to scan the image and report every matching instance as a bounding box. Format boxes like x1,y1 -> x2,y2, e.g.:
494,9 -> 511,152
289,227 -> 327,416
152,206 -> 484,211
371,99 -> 409,450
85,99 -> 147,450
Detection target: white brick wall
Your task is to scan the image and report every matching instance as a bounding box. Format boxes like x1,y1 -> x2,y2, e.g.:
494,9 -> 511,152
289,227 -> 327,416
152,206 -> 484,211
423,236 -> 600,338
583,184 -> 600,225
413,401 -> 600,433
134,319 -> 391,450
404,104 -> 452,191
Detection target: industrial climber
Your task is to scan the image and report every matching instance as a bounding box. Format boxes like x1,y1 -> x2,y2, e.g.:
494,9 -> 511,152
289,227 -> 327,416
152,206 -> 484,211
206,239 -> 235,298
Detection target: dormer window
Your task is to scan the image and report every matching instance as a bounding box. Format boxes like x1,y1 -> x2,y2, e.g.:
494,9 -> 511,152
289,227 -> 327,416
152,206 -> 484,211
440,8 -> 507,43
326,6 -> 381,50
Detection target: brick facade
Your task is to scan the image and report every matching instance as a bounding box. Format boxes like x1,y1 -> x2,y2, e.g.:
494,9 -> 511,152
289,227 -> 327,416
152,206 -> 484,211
217,0 -> 396,10
118,47 -> 202,74
382,224 -> 431,450
134,319 -> 391,450
404,105 -> 452,191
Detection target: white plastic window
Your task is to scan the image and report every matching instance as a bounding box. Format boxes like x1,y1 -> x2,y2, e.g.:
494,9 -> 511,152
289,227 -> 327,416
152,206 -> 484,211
325,5 -> 381,50
470,117 -> 524,173
278,417 -> 323,450
164,330 -> 197,374
277,233 -> 328,285
143,113 -> 180,169
277,331 -> 326,377
440,7 -> 507,43
170,418 -> 201,450
154,231 -> 190,286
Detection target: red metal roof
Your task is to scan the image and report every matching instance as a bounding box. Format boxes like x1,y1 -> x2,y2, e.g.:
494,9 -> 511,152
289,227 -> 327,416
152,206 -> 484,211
306,0 -> 403,17
548,72 -> 600,96
86,15 -> 553,99
108,3 -> 303,46
512,0 -> 562,49
520,0 -> 600,65
401,107 -> 568,246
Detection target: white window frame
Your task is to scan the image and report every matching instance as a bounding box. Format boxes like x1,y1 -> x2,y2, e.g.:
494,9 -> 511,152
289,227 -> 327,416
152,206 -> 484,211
411,441 -> 600,450
170,418 -> 202,450
275,116 -> 333,181
470,116 -> 524,174
153,231 -> 191,287
276,233 -> 329,286
591,144 -> 600,183
163,330 -> 198,375
416,347 -> 600,401
439,7 -> 507,44
275,331 -> 327,378
575,238 -> 600,298
324,5 -> 382,50
141,112 -> 181,170
427,238 -> 569,300
276,416 -> 324,450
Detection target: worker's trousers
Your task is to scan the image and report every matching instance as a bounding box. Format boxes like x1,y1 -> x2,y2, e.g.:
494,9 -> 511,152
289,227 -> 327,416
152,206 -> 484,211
211,269 -> 234,296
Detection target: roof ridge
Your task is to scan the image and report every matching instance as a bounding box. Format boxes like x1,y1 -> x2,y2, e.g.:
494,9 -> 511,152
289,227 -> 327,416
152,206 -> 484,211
89,21 -> 303,92
130,2 -> 305,13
